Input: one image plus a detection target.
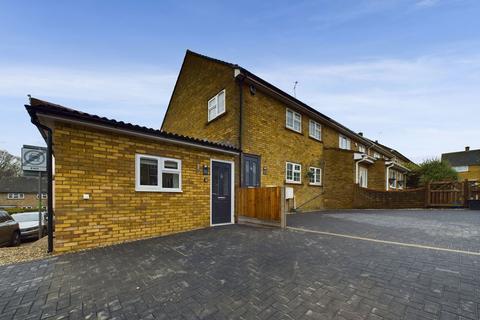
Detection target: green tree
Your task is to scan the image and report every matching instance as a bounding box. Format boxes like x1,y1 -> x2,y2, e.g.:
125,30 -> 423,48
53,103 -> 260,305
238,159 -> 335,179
407,158 -> 458,187
0,149 -> 22,178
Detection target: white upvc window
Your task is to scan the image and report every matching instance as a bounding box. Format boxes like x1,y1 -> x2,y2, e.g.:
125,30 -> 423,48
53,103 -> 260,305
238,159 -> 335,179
36,193 -> 47,199
397,172 -> 405,189
388,169 -> 400,189
358,166 -> 368,188
286,108 -> 302,133
135,154 -> 182,192
309,167 -> 322,186
453,166 -> 469,173
358,144 -> 366,153
309,120 -> 322,141
207,89 -> 226,122
373,152 -> 381,159
7,193 -> 24,200
286,162 -> 302,184
339,135 -> 351,150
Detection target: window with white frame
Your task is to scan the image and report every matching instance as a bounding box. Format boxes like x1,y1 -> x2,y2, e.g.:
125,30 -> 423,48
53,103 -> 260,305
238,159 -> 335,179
207,90 -> 226,122
36,193 -> 47,199
358,144 -> 366,153
286,108 -> 302,133
452,166 -> 469,173
358,166 -> 368,188
388,169 -> 396,188
309,120 -> 322,141
397,172 -> 405,189
286,162 -> 302,183
7,193 -> 24,200
339,135 -> 351,150
135,154 -> 182,192
373,152 -> 381,159
388,170 -> 404,189
309,167 -> 322,185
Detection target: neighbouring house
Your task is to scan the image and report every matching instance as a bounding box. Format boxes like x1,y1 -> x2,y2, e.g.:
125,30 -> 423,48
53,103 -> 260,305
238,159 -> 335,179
442,147 -> 480,182
26,98 -> 239,252
162,50 -> 412,211
0,176 -> 47,209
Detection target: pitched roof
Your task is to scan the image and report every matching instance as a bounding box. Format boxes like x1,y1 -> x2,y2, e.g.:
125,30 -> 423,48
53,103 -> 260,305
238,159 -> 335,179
184,50 -> 410,162
442,149 -> 480,167
0,176 -> 47,193
364,138 -> 412,163
26,98 -> 240,154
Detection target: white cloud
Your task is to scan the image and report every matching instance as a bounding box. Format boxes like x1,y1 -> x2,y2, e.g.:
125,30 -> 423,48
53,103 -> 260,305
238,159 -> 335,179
256,53 -> 480,162
0,65 -> 177,117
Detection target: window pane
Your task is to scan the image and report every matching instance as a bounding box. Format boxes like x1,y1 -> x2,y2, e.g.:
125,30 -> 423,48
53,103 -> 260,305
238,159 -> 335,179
309,168 -> 315,183
208,107 -> 216,121
217,91 -> 225,113
286,110 -> 293,127
162,173 -> 179,189
286,163 -> 293,180
294,171 -> 300,182
164,160 -> 178,169
140,158 -> 158,186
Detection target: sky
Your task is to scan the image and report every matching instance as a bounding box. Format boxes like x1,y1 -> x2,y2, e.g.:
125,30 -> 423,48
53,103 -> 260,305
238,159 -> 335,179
1,0 -> 479,162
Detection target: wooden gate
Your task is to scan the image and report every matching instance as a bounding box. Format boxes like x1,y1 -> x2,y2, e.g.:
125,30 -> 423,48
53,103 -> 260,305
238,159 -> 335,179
236,187 -> 285,227
426,181 -> 467,207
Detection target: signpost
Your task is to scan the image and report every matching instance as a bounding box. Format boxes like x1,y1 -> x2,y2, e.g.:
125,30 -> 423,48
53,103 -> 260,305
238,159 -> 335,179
21,145 -> 47,239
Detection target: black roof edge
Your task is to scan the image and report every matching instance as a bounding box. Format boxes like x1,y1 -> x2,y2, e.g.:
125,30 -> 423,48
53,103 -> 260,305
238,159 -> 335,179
25,98 -> 240,154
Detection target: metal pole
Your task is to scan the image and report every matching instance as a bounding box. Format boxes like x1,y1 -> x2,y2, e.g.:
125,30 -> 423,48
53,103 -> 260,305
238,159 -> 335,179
46,131 -> 53,253
38,171 -> 43,239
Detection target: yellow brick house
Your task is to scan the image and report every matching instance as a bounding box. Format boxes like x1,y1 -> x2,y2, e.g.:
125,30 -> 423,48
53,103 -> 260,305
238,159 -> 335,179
26,98 -> 239,252
162,50 -> 412,211
442,147 -> 480,182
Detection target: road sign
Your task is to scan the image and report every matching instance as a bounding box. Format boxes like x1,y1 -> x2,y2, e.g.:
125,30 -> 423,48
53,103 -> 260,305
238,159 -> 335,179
22,145 -> 47,172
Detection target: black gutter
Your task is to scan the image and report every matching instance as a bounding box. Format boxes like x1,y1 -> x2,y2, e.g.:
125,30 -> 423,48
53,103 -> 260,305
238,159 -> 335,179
237,75 -> 244,187
31,120 -> 54,253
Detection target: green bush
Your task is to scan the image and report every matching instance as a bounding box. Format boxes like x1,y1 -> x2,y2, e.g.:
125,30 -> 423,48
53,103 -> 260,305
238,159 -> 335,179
408,158 -> 458,186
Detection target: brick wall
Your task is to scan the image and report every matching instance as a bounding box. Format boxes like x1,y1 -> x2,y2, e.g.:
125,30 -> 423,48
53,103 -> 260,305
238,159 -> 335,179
162,52 -> 240,148
323,147 -> 356,209
242,87 -> 330,211
53,122 -> 236,252
353,185 -> 426,209
458,165 -> 480,181
367,159 -> 386,190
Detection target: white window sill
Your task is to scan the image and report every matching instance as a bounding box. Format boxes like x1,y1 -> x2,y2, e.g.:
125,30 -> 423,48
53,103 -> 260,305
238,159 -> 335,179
208,110 -> 226,123
285,126 -> 302,134
285,180 -> 301,185
309,183 -> 323,186
309,135 -> 322,141
135,188 -> 183,193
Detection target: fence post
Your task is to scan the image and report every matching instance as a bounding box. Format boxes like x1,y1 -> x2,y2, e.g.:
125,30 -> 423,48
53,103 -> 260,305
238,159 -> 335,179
464,179 -> 469,207
280,187 -> 286,229
425,182 -> 431,208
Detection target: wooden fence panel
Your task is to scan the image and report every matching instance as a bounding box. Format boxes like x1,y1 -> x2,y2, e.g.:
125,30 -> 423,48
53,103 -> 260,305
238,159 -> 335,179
236,187 -> 282,222
426,181 -> 465,207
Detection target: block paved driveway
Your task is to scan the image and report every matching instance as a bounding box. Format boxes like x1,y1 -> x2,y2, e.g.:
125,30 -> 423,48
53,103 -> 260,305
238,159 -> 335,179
0,210 -> 478,319
287,209 -> 480,253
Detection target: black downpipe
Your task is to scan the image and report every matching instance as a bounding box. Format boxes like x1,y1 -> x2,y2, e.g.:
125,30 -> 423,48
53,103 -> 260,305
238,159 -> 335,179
34,121 -> 54,253
238,76 -> 244,187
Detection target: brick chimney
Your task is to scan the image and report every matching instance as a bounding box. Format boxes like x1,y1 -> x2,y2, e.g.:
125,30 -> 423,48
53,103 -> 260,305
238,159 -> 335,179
465,146 -> 470,151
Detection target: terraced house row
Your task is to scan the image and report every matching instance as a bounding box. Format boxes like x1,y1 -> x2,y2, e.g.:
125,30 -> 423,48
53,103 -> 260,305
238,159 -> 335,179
162,50 -> 412,211
26,50 -> 412,252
